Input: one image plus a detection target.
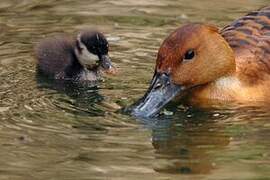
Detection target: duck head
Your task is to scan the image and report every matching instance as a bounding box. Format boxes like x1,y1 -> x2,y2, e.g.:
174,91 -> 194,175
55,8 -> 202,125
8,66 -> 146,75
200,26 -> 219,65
75,30 -> 116,74
132,23 -> 236,118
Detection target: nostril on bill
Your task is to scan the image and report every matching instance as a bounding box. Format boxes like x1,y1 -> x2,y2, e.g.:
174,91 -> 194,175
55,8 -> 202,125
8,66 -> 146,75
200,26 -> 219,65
154,82 -> 162,89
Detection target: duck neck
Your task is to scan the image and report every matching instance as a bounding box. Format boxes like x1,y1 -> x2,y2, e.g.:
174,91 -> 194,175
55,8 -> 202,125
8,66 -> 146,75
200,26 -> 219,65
213,74 -> 241,91
188,72 -> 241,104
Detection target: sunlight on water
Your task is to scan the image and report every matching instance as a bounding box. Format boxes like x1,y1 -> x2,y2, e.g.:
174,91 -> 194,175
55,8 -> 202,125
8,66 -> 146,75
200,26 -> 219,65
0,0 -> 269,179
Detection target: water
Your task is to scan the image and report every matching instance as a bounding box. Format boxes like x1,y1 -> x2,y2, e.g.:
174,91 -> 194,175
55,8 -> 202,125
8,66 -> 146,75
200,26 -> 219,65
0,0 -> 269,179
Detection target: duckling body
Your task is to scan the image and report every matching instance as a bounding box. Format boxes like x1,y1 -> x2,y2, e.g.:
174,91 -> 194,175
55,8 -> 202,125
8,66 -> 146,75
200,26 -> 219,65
36,36 -> 90,81
132,6 -> 270,117
35,31 -> 114,82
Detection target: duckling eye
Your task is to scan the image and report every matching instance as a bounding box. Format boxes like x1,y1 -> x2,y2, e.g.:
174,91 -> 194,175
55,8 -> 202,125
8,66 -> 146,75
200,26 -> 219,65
183,49 -> 195,61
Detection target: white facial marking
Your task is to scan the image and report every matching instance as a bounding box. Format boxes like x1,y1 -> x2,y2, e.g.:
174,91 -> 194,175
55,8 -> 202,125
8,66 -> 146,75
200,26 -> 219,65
75,34 -> 99,68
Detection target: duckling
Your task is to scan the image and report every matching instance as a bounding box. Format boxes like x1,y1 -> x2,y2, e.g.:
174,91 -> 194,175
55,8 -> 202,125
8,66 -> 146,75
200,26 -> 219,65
35,30 -> 115,82
132,6 -> 270,117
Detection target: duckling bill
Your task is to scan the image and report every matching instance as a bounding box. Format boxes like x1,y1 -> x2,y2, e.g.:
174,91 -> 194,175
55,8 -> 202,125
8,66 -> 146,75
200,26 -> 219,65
35,30 -> 115,82
132,6 -> 270,118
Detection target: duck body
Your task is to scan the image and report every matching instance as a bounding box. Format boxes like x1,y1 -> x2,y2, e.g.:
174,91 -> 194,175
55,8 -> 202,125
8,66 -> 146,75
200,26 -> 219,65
132,6 -> 270,117
191,6 -> 270,104
35,31 -> 115,82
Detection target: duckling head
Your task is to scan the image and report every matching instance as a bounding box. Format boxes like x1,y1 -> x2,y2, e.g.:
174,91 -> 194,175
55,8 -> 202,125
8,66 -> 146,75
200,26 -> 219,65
75,30 -> 115,73
132,23 -> 236,118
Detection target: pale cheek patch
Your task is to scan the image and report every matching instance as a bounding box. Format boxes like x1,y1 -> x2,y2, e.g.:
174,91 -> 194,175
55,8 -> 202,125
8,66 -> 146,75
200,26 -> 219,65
79,48 -> 99,66
75,47 -> 99,68
75,36 -> 100,68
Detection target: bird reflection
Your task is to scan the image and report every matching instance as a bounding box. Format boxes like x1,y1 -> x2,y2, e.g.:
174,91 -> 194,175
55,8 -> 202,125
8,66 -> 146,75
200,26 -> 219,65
145,109 -> 231,174
36,69 -> 104,116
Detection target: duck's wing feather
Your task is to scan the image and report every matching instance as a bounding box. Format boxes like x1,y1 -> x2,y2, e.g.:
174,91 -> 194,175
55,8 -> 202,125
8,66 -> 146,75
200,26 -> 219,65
221,6 -> 269,50
221,6 -> 270,79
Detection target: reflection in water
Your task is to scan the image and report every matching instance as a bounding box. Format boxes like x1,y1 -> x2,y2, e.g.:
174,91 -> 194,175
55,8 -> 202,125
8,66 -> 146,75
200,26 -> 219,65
140,110 -> 228,175
148,106 -> 270,177
0,0 -> 270,179
36,70 -> 104,116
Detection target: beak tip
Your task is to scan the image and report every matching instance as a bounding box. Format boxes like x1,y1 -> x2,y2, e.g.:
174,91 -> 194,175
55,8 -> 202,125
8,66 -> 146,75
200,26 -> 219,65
100,55 -> 117,75
130,73 -> 182,118
130,101 -> 160,118
104,66 -> 117,75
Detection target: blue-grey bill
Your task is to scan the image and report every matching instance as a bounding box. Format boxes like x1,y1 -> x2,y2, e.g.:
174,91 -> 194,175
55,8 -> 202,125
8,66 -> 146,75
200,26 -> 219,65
131,73 -> 182,118
100,55 -> 113,70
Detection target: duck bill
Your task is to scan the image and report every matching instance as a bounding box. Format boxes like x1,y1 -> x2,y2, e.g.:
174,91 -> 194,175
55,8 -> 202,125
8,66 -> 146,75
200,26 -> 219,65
132,72 -> 183,118
100,55 -> 116,74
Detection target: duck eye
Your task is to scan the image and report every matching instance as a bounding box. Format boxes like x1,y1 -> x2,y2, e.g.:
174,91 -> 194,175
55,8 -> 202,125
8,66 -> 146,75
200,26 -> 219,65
184,49 -> 195,61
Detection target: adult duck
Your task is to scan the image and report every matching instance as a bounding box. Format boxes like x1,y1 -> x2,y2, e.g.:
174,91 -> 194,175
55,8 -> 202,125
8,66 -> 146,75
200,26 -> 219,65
132,6 -> 270,117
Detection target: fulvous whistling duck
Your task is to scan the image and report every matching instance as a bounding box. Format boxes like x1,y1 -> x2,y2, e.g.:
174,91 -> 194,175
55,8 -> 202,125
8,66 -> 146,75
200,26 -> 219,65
132,6 -> 270,117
